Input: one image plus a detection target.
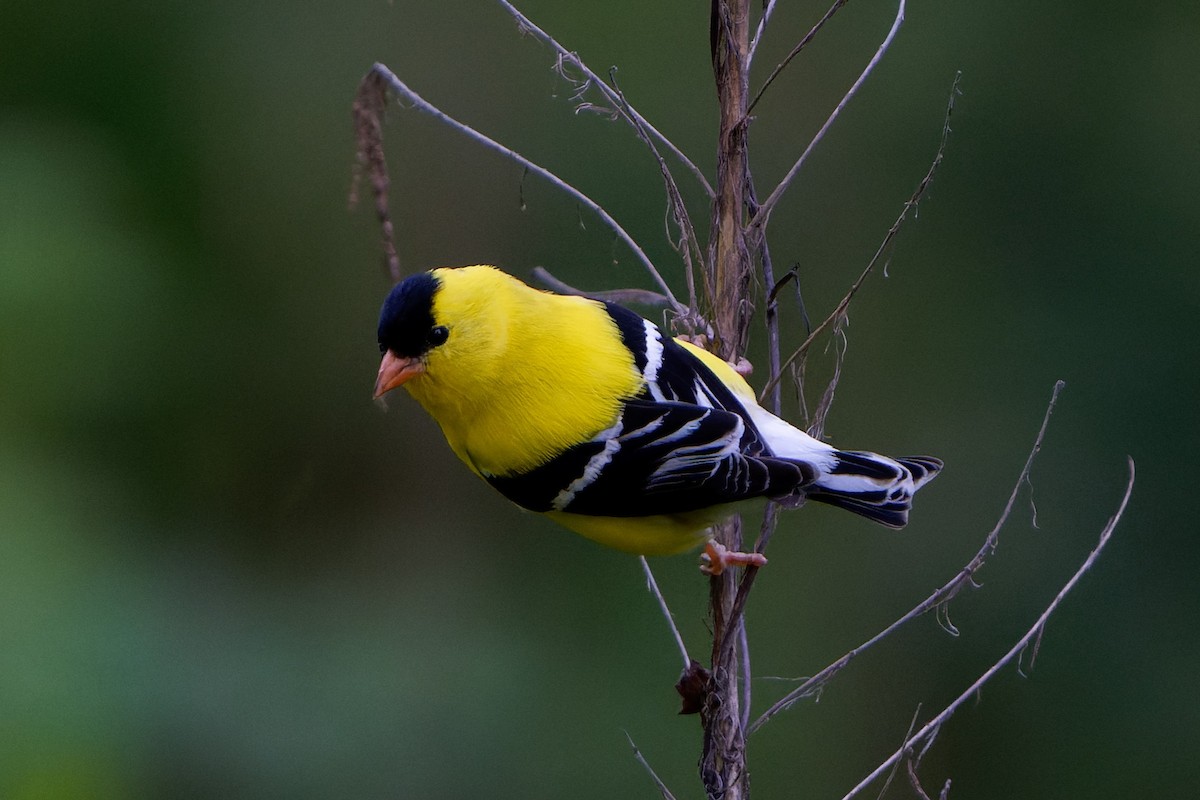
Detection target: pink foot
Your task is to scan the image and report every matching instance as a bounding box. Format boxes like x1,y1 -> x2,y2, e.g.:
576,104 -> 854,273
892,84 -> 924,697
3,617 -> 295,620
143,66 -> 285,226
700,540 -> 768,576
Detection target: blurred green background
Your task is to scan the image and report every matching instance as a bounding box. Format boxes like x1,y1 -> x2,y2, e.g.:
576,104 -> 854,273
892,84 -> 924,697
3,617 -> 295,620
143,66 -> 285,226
2,0 -> 1195,797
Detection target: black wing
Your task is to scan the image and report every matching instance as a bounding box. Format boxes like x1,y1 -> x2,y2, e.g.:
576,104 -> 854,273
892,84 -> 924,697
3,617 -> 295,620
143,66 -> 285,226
486,399 -> 816,518
602,300 -> 754,412
486,301 -> 816,517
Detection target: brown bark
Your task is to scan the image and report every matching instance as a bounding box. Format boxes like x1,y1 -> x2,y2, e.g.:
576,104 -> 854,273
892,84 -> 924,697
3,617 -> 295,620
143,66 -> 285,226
701,2 -> 754,797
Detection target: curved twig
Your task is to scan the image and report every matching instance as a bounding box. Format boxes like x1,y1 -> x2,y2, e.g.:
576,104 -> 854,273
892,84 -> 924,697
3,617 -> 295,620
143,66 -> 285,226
748,0 -> 850,114
496,0 -> 715,199
361,63 -> 684,312
626,732 -> 680,800
607,69 -> 705,315
747,0 -> 780,67
750,380 -> 1067,733
748,0 -> 905,232
531,267 -> 675,308
840,457 -> 1135,800
758,69 -> 960,403
640,556 -> 691,670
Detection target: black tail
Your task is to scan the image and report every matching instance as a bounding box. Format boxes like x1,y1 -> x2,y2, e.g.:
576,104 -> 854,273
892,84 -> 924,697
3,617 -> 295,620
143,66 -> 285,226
806,451 -> 943,529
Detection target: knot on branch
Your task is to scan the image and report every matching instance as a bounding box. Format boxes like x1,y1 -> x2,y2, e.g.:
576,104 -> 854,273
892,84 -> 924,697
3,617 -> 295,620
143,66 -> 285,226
676,658 -> 711,715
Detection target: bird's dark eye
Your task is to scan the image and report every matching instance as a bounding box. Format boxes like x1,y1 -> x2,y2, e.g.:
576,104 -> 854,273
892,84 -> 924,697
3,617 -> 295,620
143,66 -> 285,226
428,325 -> 450,346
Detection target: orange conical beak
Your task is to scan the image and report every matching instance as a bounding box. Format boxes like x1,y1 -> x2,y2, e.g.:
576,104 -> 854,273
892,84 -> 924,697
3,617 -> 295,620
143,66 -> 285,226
374,351 -> 425,398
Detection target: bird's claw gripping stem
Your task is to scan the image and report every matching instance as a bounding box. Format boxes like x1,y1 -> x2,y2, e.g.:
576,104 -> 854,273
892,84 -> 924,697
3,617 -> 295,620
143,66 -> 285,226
700,540 -> 768,576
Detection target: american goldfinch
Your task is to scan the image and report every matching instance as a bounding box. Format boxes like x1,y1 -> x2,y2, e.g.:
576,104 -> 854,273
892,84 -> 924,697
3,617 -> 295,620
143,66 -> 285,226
374,265 -> 941,561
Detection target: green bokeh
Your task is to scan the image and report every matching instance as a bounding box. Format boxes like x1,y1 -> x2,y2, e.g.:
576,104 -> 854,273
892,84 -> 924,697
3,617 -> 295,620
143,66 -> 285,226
1,1 -> 1195,797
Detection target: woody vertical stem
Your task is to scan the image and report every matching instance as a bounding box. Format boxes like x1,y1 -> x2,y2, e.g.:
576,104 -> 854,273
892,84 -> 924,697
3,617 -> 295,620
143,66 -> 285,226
702,1 -> 754,798
709,0 -> 754,360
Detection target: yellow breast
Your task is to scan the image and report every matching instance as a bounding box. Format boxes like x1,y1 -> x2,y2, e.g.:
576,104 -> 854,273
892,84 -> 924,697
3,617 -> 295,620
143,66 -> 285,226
545,506 -> 742,555
403,266 -> 644,478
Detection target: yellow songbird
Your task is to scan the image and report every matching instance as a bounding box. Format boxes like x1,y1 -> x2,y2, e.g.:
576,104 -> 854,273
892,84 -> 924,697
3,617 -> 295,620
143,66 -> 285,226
374,265 -> 941,569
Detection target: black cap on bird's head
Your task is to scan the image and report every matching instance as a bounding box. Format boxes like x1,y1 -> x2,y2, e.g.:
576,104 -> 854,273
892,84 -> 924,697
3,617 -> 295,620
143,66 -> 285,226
377,272 -> 441,357
374,271 -> 450,398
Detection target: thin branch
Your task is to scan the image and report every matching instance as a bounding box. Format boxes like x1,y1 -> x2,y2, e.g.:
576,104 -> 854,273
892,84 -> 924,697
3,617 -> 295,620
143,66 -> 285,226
758,259 -> 855,403
625,732 -> 680,800
530,266 -> 674,308
875,705 -> 923,800
715,562 -> 763,675
361,63 -> 684,312
758,68 -> 960,403
641,556 -> 691,670
748,0 -> 904,231
747,0 -> 780,67
748,0 -> 850,114
905,757 -> 937,800
738,618 -> 752,732
607,68 -> 706,316
759,247 -> 784,415
807,321 -> 847,440
746,177 -> 784,415
711,481 -> 792,695
753,501 -> 782,556
750,381 -> 1067,733
906,716 -> 951,800
840,457 -> 1135,800
738,501 -> 783,733
495,0 -> 715,199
